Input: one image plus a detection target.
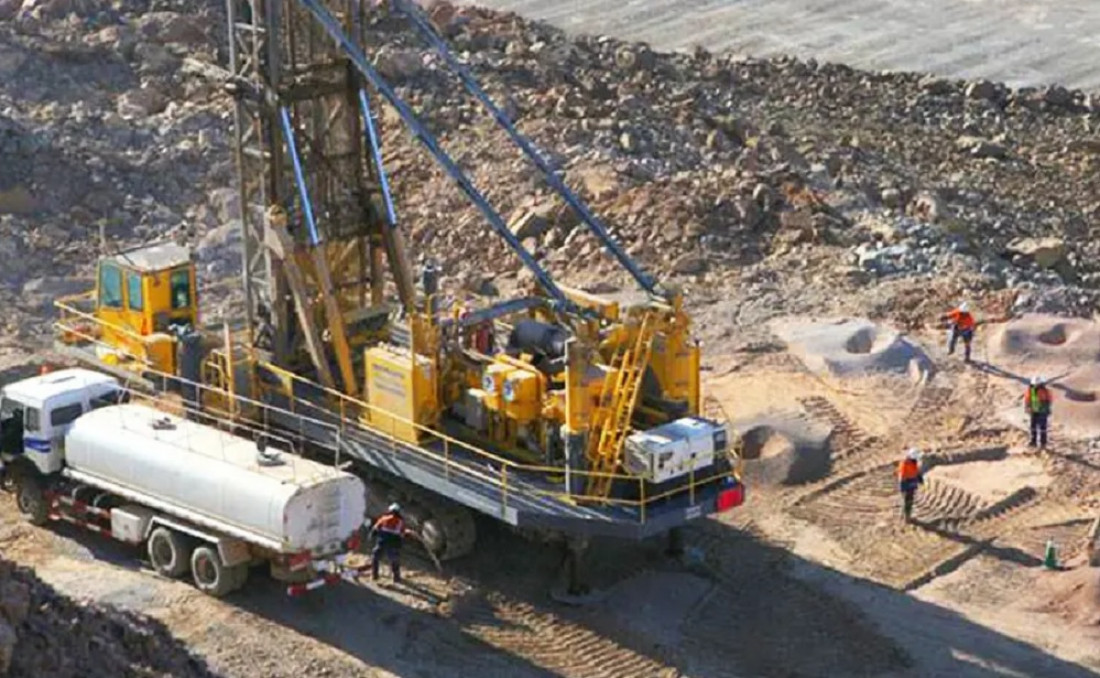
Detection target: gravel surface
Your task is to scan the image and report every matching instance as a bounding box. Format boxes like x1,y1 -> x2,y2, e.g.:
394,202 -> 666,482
464,0 -> 1100,90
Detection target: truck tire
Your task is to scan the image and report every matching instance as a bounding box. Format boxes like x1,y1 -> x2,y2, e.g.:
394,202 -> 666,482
191,545 -> 236,598
15,474 -> 49,526
147,527 -> 193,578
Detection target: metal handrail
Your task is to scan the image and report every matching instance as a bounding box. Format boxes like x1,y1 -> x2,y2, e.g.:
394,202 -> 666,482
254,359 -> 737,509
51,307 -> 740,522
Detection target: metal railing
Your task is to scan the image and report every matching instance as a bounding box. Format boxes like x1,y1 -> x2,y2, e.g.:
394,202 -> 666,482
51,305 -> 742,525
251,359 -> 739,521
54,294 -> 161,369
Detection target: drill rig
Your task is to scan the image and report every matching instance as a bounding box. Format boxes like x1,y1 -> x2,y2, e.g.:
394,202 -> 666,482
53,0 -> 743,587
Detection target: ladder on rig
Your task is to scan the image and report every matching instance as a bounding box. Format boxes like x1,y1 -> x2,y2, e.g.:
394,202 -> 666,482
585,313 -> 658,498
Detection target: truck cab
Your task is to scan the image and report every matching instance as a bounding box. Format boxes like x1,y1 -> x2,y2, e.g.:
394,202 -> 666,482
0,368 -> 123,476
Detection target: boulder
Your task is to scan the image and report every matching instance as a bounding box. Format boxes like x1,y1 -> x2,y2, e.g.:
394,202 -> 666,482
965,80 -> 998,101
908,191 -> 950,223
135,12 -> 208,46
1006,237 -> 1066,269
955,135 -> 1007,159
0,186 -> 36,214
116,87 -> 168,118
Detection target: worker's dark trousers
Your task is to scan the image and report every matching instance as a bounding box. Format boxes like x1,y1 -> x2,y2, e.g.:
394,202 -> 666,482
901,487 -> 916,520
372,541 -> 402,582
949,327 -> 973,361
1029,413 -> 1049,448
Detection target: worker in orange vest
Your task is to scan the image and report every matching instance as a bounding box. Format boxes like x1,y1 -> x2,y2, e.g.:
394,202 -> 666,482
1023,376 -> 1053,449
369,503 -> 413,583
944,302 -> 977,362
897,448 -> 924,522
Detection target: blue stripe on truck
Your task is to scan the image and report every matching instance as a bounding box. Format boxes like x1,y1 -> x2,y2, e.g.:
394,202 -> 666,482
24,438 -> 50,453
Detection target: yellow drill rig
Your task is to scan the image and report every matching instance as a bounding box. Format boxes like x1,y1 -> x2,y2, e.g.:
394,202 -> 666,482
51,0 -> 744,591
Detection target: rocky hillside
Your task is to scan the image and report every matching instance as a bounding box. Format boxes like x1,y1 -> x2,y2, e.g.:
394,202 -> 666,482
0,0 -> 1098,348
0,558 -> 217,677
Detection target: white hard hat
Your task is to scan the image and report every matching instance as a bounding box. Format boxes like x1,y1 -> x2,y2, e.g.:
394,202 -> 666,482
906,448 -> 921,461
388,503 -> 402,513
1030,376 -> 1043,386
958,302 -> 969,313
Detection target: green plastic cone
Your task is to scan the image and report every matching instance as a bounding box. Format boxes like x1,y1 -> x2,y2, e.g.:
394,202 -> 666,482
1043,539 -> 1058,569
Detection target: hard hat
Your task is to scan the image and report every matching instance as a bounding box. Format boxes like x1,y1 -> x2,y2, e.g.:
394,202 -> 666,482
958,302 -> 969,313
906,448 -> 921,461
388,503 -> 401,513
1030,375 -> 1043,386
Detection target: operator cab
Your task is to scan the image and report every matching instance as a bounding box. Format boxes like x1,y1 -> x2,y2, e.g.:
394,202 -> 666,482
95,242 -> 198,338
0,369 -> 123,474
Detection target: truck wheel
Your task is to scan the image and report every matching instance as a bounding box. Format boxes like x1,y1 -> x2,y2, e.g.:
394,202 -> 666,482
191,546 -> 235,598
147,527 -> 193,578
16,474 -> 49,526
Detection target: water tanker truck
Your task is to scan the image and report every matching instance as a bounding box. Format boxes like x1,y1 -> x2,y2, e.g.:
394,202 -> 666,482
0,368 -> 368,597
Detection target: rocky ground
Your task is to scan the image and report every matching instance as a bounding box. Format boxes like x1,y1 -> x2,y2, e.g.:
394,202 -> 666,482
0,557 -> 216,677
1,1 -> 1099,337
1,0 -> 1100,676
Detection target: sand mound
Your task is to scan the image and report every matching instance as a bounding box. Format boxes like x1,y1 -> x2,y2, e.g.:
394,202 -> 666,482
985,315 -> 1100,437
986,314 -> 1100,368
770,318 -> 932,381
733,410 -> 834,485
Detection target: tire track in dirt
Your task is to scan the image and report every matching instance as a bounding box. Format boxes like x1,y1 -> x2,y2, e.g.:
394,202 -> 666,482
457,596 -> 672,678
787,374 -> 1059,590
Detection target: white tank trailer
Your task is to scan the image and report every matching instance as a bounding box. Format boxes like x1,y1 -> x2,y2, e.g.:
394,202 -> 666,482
3,372 -> 367,598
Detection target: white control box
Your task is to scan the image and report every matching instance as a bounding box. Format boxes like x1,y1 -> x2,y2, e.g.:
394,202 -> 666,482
624,417 -> 729,484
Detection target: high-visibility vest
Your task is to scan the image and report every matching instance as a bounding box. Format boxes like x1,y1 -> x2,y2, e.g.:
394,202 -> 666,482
373,513 -> 405,536
1026,387 -> 1052,414
897,459 -> 921,482
948,309 -> 976,331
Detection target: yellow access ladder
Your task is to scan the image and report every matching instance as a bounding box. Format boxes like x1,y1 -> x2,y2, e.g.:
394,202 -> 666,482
585,312 -> 658,498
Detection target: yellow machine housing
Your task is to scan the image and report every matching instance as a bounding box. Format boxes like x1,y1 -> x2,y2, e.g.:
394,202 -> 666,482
71,243 -> 198,375
364,344 -> 437,444
479,360 -> 543,423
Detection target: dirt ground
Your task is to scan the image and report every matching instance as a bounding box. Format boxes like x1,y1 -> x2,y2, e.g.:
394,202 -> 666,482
3,318 -> 1100,677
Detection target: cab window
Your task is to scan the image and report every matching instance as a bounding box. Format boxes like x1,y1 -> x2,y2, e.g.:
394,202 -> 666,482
50,403 -> 84,427
99,263 -> 123,309
126,270 -> 144,311
24,407 -> 41,433
170,269 -> 191,310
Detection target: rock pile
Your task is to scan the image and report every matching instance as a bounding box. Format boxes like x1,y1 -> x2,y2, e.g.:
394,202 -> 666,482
0,558 -> 217,677
0,0 -> 1098,329
349,4 -> 1100,313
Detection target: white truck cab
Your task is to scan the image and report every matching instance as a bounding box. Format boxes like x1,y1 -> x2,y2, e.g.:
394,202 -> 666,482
0,368 -> 123,475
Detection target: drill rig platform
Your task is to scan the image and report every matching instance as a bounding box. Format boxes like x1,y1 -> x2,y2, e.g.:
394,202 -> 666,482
50,0 -> 745,585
